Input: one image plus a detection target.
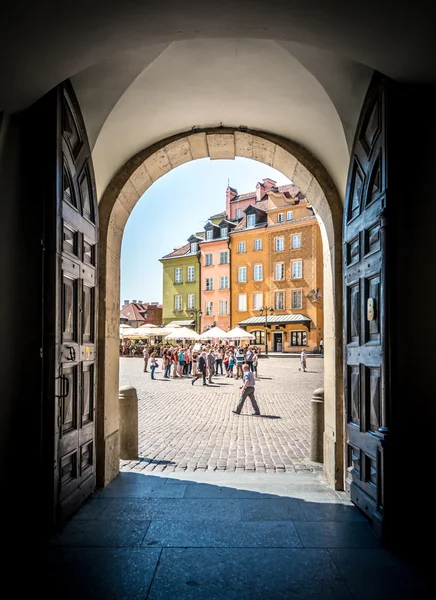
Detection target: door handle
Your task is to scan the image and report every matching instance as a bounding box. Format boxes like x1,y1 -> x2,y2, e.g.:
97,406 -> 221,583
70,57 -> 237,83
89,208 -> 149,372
56,375 -> 70,398
66,346 -> 76,361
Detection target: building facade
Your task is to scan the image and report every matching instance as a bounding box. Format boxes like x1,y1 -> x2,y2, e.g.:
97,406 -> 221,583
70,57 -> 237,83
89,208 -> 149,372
120,300 -> 162,327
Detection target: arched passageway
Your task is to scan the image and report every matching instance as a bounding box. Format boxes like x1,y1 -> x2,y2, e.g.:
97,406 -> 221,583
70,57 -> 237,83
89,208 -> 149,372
97,128 -> 343,489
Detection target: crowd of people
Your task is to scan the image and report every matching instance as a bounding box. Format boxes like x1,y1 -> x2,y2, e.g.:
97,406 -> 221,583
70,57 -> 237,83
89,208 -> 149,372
141,343 -> 260,383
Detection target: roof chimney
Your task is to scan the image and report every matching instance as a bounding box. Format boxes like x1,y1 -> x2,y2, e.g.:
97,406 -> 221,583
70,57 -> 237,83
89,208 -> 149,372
123,300 -> 129,306
256,181 -> 265,201
132,300 -> 137,303
225,184 -> 238,218
262,178 -> 277,192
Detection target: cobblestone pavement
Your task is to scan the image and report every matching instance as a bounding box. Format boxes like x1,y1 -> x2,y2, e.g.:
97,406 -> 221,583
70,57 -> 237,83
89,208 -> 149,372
119,355 -> 324,474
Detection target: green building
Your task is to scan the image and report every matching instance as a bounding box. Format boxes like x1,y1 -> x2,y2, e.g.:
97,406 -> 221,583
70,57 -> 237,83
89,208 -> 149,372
159,234 -> 203,330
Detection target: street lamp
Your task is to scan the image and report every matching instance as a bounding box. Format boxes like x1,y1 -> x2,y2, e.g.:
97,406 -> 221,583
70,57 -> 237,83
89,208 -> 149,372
259,306 -> 274,355
189,308 -> 202,333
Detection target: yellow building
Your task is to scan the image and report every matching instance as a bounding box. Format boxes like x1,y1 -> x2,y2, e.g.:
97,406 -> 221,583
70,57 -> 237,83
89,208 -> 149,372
230,189 -> 323,353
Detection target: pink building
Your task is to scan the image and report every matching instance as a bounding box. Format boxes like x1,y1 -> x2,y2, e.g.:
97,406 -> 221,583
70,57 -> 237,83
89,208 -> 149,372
199,218 -> 236,332
226,178 -> 303,221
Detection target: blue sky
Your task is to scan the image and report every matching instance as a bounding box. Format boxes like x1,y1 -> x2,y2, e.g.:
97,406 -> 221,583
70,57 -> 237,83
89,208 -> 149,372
120,157 -> 291,305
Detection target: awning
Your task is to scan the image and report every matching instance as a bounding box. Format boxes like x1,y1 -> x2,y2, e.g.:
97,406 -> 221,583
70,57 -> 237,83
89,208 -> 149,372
238,314 -> 312,330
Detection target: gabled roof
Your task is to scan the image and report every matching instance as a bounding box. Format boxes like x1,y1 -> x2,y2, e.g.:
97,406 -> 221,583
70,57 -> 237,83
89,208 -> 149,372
160,242 -> 191,259
208,210 -> 226,219
120,302 -> 148,322
218,219 -> 237,228
204,220 -> 220,230
188,234 -> 203,242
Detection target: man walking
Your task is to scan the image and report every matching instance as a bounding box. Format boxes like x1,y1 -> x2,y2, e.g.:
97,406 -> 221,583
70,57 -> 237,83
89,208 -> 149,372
143,346 -> 149,372
235,347 -> 246,379
206,347 -> 215,384
232,364 -> 261,416
192,350 -> 208,386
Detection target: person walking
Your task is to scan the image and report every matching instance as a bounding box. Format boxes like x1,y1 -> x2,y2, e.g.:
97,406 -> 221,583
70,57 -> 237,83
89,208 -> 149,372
192,350 -> 207,386
206,347 -> 215,384
299,348 -> 307,372
245,346 -> 254,371
252,349 -> 259,378
143,346 -> 149,372
319,338 -> 324,355
150,352 -> 159,380
163,350 -> 171,378
232,364 -> 261,416
215,347 -> 224,375
235,347 -> 246,379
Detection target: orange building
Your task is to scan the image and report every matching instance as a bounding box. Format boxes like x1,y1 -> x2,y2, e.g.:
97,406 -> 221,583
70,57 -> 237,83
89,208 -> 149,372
230,185 -> 323,353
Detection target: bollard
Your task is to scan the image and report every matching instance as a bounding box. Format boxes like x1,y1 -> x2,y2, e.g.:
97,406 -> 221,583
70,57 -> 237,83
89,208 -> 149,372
119,386 -> 139,460
310,387 -> 324,463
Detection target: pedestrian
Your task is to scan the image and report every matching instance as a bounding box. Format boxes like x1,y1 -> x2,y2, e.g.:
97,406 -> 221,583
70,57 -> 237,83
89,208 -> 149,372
206,347 -> 215,383
245,346 -> 254,371
215,347 -> 224,375
143,346 -> 149,372
235,347 -> 246,379
227,350 -> 235,377
299,348 -> 307,372
192,350 -> 207,386
150,352 -> 159,380
252,348 -> 259,378
232,364 -> 261,416
319,338 -> 324,355
163,350 -> 171,378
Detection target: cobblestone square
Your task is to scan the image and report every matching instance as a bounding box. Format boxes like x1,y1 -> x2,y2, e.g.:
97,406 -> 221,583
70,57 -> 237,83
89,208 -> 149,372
119,355 -> 324,473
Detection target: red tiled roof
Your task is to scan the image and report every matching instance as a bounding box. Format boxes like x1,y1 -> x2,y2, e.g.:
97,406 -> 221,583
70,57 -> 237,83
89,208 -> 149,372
209,210 -> 226,219
161,242 -> 191,259
230,192 -> 256,202
120,303 -> 148,322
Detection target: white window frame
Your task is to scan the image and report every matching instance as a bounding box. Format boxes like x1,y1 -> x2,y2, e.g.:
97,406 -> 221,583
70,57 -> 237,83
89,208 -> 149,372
219,300 -> 228,315
292,233 -> 301,249
174,295 -> 182,311
190,242 -> 198,253
237,294 -> 247,311
220,251 -> 229,264
237,241 -> 246,253
187,294 -> 195,310
205,277 -> 214,291
237,266 -> 247,283
254,238 -> 262,251
275,236 -> 284,252
187,265 -> 195,282
236,208 -> 242,219
220,275 -> 229,289
292,260 -> 302,279
253,264 -> 263,281
206,229 -> 213,240
205,253 -> 213,266
287,211 -> 293,221
175,267 -> 182,284
205,301 -> 214,316
278,212 -> 284,223
247,214 -> 256,228
221,227 -> 228,238
253,292 -> 263,310
275,291 -> 284,310
274,262 -> 285,280
292,289 -> 303,309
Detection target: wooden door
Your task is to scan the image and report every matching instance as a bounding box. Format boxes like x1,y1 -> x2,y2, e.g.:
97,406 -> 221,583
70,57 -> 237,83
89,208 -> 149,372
55,81 -> 98,524
343,73 -> 389,536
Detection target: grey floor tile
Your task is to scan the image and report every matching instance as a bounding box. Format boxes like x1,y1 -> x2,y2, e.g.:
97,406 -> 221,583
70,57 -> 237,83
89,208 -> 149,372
295,521 -> 383,548
239,497 -> 307,521
38,547 -> 161,599
105,473 -> 169,487
97,498 -> 242,521
329,548 -> 434,599
49,518 -> 151,547
183,483 -> 275,499
300,501 -> 368,522
147,547 -> 353,599
97,483 -> 187,498
69,497 -> 114,521
142,520 -> 302,548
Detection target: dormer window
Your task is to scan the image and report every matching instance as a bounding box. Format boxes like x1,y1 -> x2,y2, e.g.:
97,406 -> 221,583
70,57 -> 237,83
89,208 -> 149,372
190,242 -> 198,253
221,227 -> 228,238
247,214 -> 256,228
206,230 -> 213,240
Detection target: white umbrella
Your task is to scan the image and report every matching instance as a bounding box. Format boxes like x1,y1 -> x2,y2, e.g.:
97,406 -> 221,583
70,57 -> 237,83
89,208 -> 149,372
165,327 -> 199,340
198,326 -> 228,340
225,326 -> 255,340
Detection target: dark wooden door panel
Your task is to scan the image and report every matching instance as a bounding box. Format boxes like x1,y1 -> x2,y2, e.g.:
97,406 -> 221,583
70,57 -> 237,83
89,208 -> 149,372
343,73 -> 389,535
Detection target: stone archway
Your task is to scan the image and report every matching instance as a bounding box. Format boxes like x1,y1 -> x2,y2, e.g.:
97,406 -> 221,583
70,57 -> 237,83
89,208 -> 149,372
97,128 -> 343,490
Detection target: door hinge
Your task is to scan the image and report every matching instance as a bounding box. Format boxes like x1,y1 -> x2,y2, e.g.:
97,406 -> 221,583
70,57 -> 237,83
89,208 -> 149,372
40,348 -> 43,358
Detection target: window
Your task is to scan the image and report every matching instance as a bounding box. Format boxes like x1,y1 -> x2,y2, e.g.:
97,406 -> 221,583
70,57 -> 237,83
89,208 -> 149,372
254,238 -> 262,251
292,290 -> 303,309
220,275 -> 229,289
291,331 -> 307,346
278,213 -> 284,223
174,295 -> 182,311
287,211 -> 293,221
206,229 -> 213,240
292,260 -> 302,278
205,253 -> 213,266
221,227 -> 228,238
292,234 -> 301,249
190,242 -> 198,253
275,262 -> 285,280
187,266 -> 195,282
205,301 -> 214,316
275,291 -> 284,310
187,294 -> 195,310
220,251 -> 229,264
253,264 -> 263,281
237,266 -> 247,282
253,292 -> 263,310
237,241 -> 246,253
205,277 -> 214,291
175,267 -> 182,284
236,208 -> 242,219
275,237 -> 284,251
252,330 -> 265,345
237,294 -> 247,311
247,214 -> 256,228
219,300 -> 228,315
